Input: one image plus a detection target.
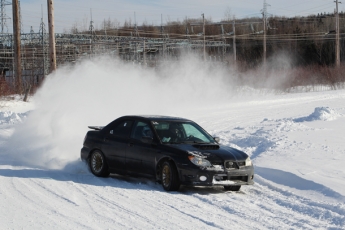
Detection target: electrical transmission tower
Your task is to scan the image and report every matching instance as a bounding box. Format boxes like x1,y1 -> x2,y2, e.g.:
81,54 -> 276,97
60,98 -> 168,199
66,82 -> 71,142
29,26 -> 34,43
89,9 -> 95,56
39,9 -> 49,78
89,9 -> 94,36
0,0 -> 11,34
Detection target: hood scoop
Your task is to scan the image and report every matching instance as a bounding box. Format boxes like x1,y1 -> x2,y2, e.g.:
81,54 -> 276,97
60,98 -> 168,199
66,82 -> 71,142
193,144 -> 220,150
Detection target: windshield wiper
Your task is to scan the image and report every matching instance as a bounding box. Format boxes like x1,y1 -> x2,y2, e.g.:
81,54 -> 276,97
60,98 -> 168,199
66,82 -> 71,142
179,140 -> 212,144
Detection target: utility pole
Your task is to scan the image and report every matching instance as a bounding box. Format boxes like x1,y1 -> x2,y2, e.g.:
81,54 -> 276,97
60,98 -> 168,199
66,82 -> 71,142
233,19 -> 236,63
104,19 -> 107,35
134,12 -> 139,37
261,0 -> 270,68
143,39 -> 146,65
161,14 -> 163,38
263,15 -> 266,67
221,24 -> 226,61
202,13 -> 205,61
47,0 -> 56,72
12,0 -> 22,93
39,5 -> 49,78
335,0 -> 341,67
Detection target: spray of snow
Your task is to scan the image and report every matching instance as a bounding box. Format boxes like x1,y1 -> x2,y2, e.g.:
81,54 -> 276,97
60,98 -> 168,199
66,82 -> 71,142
1,54 -> 240,170
0,111 -> 29,125
0,52 -> 299,170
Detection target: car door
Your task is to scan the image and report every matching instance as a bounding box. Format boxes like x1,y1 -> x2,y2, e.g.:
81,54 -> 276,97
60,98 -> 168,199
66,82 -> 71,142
126,120 -> 157,176
101,119 -> 133,173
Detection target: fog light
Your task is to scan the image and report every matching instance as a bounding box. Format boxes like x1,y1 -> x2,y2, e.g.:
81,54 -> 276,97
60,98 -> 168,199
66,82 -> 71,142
199,176 -> 207,181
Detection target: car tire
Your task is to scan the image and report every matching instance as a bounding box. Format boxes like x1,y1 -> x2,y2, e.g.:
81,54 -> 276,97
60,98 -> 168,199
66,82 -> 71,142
161,161 -> 180,191
89,150 -> 110,177
224,185 -> 241,191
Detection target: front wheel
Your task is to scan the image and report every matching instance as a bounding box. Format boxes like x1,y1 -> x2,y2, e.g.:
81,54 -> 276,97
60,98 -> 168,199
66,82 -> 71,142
224,185 -> 241,191
89,150 -> 110,177
161,161 -> 180,191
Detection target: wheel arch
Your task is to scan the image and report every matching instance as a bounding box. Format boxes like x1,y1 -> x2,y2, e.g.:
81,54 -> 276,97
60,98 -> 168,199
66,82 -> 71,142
155,156 -> 180,181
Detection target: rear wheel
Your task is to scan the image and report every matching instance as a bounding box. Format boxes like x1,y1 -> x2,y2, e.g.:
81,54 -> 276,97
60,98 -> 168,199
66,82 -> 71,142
224,185 -> 241,191
161,161 -> 180,191
89,150 -> 110,177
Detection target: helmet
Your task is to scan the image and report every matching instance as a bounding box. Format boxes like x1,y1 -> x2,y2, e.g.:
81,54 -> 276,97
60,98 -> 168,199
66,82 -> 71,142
169,123 -> 180,135
142,125 -> 152,138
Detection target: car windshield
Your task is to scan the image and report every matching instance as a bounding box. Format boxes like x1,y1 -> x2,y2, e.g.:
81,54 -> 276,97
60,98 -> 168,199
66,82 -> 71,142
151,120 -> 216,144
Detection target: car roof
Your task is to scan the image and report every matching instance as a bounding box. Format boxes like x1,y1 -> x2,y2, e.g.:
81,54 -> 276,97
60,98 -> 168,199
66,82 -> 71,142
121,115 -> 192,122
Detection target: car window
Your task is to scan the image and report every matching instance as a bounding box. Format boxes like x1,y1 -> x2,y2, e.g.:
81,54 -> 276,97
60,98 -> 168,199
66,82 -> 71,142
152,121 -> 214,144
131,121 -> 153,141
111,120 -> 133,138
182,123 -> 210,142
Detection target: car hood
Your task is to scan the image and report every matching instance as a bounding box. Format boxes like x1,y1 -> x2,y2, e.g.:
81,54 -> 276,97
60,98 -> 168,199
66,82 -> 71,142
169,143 -> 248,162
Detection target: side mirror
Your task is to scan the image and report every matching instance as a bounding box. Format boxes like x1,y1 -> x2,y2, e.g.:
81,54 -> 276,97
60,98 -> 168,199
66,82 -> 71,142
110,130 -> 113,135
141,136 -> 153,144
213,137 -> 220,143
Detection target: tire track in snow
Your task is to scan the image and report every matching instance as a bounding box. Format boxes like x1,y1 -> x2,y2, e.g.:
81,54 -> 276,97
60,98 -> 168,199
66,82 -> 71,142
252,175 -> 345,229
73,173 -> 265,229
69,167 -> 344,229
11,176 -> 93,229
72,176 -> 188,229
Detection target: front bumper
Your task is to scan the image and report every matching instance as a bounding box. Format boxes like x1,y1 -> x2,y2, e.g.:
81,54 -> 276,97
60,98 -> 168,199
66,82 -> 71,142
177,164 -> 254,187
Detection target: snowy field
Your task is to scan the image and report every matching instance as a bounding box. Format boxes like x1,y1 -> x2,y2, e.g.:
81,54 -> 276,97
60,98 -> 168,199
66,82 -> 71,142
0,57 -> 345,229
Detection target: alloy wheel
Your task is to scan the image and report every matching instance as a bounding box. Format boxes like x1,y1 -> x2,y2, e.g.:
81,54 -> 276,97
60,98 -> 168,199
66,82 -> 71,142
91,151 -> 104,174
162,165 -> 171,187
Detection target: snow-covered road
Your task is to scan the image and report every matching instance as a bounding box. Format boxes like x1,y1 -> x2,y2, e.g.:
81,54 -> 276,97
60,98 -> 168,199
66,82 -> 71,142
1,89 -> 345,229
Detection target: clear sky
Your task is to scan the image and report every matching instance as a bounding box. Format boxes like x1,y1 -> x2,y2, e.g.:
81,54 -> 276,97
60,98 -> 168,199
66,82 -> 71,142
3,0 -> 341,33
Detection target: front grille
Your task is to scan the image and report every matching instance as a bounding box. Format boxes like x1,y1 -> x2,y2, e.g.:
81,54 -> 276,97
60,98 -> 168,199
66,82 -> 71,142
225,161 -> 245,169
229,176 -> 248,182
213,175 -> 248,182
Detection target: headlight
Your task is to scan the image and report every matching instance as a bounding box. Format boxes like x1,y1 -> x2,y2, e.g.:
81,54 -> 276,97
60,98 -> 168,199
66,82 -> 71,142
245,157 -> 252,166
188,155 -> 212,167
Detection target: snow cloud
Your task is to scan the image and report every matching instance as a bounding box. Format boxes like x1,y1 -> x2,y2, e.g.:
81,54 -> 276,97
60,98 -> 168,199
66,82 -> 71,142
2,54 -> 241,169
0,51 -> 301,170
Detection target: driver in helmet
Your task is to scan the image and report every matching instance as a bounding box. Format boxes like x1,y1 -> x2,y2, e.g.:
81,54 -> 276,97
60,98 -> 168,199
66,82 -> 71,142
142,125 -> 153,138
168,123 -> 182,142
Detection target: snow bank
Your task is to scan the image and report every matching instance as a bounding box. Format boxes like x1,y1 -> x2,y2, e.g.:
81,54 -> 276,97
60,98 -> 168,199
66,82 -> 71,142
294,107 -> 341,122
217,106 -> 342,161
